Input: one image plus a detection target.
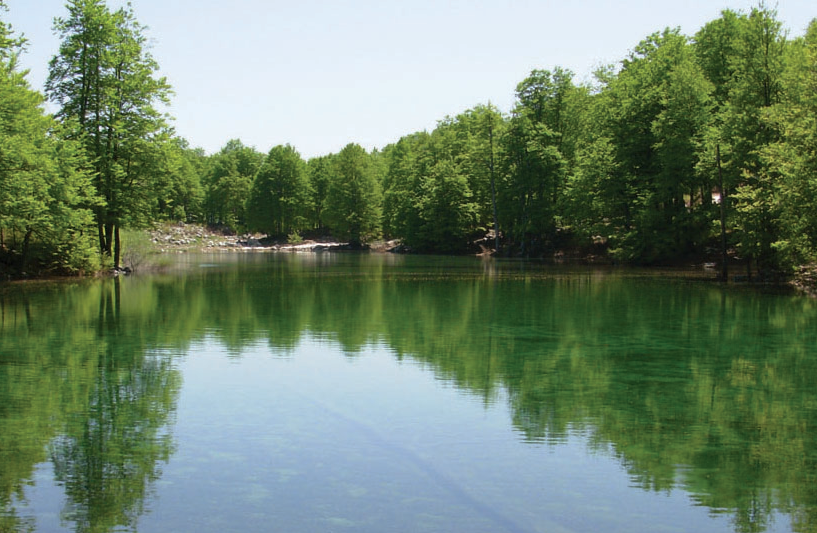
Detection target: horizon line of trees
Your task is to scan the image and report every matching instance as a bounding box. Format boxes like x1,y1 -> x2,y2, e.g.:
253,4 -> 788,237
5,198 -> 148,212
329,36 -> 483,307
2,0 -> 816,278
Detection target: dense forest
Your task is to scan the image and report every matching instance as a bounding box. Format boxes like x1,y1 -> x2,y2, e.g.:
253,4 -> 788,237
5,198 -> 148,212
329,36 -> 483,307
1,0 -> 816,279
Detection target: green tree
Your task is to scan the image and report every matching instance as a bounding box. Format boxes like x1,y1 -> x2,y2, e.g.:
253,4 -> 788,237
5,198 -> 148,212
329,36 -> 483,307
415,158 -> 479,253
694,9 -> 744,279
499,114 -> 566,254
306,154 -> 333,232
246,144 -> 309,237
154,138 -> 205,223
589,30 -> 714,262
755,19 -> 817,271
325,143 -> 382,246
724,5 -> 789,275
0,3 -> 99,276
203,139 -> 263,231
46,0 -> 172,268
457,104 -> 505,251
497,68 -> 586,255
382,133 -> 427,243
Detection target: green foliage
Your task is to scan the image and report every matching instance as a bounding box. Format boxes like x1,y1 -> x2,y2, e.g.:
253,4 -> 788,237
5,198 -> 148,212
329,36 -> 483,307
120,227 -> 163,272
578,29 -> 715,262
325,143 -> 382,245
306,155 -> 333,231
0,7 -> 99,276
753,18 -> 817,272
2,0 -> 816,273
382,132 -> 429,243
46,0 -> 173,268
287,231 -> 304,245
246,144 -> 309,236
499,114 -> 566,253
154,138 -> 206,223
382,122 -> 485,254
203,139 -> 263,231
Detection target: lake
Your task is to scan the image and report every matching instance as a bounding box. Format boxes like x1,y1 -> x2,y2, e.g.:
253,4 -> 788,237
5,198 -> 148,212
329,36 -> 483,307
2,252 -> 817,533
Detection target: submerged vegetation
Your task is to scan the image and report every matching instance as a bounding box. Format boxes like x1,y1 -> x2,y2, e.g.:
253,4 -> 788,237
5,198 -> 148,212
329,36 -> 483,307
1,0 -> 817,281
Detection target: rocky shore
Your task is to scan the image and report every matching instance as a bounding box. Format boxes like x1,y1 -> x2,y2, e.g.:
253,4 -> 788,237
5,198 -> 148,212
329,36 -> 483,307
148,223 -> 390,253
792,264 -> 817,297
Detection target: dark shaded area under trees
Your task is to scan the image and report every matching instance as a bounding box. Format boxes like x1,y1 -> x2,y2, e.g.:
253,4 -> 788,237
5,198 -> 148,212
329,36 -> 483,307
2,1 -> 817,281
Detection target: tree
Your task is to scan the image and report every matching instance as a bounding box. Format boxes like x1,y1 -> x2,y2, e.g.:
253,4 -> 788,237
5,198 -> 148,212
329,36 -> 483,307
754,18 -> 817,271
497,69 -> 579,255
723,5 -> 789,275
586,29 -> 714,262
458,104 -> 505,251
46,0 -> 172,268
203,139 -> 263,230
415,158 -> 479,253
325,143 -> 381,246
382,133 -> 426,242
694,9 -> 744,279
499,114 -> 566,254
0,3 -> 99,276
306,155 -> 333,232
154,138 -> 205,223
246,144 -> 309,237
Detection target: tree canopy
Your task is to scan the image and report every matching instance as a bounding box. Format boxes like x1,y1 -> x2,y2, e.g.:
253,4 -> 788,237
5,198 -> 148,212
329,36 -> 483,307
2,1 -> 817,277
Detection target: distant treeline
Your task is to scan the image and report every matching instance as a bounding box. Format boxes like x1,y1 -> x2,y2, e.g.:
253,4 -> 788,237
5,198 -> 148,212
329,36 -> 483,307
1,0 -> 816,277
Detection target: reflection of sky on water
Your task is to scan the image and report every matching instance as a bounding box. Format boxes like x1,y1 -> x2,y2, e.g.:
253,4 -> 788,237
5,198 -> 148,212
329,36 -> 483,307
131,337 -> 771,533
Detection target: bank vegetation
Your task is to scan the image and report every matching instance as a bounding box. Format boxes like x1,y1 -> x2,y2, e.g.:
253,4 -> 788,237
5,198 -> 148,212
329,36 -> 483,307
2,1 -> 817,287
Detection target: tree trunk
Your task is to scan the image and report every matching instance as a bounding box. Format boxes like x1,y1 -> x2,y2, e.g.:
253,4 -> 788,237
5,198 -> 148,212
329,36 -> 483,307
98,221 -> 106,255
488,121 -> 500,253
717,144 -> 729,282
114,225 -> 121,269
21,228 -> 33,273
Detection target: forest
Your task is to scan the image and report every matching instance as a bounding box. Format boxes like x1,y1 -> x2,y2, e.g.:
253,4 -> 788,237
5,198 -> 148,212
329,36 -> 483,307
1,0 -> 816,280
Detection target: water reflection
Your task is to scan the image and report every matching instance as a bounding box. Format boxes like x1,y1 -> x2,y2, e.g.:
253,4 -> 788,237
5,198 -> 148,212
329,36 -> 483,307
1,253 -> 817,532
0,279 -> 181,532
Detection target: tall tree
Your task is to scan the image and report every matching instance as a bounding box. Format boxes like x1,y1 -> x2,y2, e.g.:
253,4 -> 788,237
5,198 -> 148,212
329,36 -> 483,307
755,18 -> 817,271
246,144 -> 309,237
498,69 -> 577,255
306,155 -> 333,232
459,104 -> 505,251
325,143 -> 381,246
46,0 -> 171,268
589,29 -> 714,262
202,139 -> 263,230
0,2 -> 99,276
499,114 -> 566,254
723,5 -> 789,275
155,138 -> 206,223
694,9 -> 743,279
382,133 -> 426,242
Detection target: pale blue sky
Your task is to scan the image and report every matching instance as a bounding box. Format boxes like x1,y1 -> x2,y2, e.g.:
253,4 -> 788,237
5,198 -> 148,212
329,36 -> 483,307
5,0 -> 815,159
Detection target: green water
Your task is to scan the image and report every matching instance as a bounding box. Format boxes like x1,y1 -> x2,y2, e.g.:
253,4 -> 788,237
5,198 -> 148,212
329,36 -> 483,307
2,253 -> 817,533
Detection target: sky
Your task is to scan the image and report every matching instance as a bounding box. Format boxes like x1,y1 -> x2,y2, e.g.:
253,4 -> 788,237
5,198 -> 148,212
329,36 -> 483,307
4,0 -> 816,159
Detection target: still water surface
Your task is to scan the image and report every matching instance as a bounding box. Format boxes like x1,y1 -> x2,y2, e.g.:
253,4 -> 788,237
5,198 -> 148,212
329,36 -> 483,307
2,253 -> 817,532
